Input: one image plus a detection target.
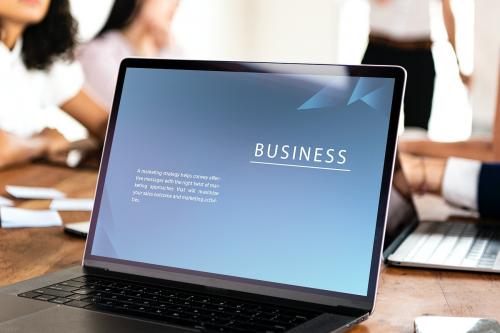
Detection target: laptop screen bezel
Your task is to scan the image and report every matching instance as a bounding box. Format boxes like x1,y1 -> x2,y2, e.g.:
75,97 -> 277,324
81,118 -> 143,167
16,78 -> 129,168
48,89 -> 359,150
83,58 -> 406,313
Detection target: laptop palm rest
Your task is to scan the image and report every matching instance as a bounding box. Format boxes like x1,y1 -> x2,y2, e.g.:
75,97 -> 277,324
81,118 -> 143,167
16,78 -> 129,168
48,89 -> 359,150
0,299 -> 197,333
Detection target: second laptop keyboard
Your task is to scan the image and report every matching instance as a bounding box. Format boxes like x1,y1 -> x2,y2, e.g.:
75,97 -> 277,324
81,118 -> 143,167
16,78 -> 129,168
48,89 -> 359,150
389,221 -> 500,270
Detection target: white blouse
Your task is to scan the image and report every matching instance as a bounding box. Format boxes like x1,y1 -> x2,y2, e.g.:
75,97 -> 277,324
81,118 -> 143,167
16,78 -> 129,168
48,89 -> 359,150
0,39 -> 84,137
369,0 -> 432,41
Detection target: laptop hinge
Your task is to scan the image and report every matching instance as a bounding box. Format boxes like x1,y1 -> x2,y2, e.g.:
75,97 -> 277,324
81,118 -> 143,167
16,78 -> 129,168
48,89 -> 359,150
383,217 -> 419,260
81,265 -> 368,317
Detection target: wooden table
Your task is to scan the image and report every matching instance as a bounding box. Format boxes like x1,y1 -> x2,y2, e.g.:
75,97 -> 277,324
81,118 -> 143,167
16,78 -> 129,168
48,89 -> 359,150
0,164 -> 93,287
1,164 -> 499,332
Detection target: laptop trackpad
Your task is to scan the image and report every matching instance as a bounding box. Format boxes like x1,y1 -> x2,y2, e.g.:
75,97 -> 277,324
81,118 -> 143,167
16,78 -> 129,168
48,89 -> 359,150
0,305 -> 198,333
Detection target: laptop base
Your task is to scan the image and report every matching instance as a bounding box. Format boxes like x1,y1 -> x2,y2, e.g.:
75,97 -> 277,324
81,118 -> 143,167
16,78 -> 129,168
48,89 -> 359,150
0,267 -> 362,333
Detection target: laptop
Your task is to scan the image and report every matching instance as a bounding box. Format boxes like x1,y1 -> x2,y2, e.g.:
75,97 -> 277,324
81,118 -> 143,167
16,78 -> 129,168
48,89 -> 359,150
0,60 -> 405,332
384,155 -> 500,272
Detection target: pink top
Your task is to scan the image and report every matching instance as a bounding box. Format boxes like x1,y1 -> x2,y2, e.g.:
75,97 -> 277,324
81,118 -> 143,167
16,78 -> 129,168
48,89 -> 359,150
77,31 -> 183,110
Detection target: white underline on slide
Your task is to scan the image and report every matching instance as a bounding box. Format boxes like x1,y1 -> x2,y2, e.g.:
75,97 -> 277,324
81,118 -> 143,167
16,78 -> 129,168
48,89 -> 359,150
249,161 -> 351,172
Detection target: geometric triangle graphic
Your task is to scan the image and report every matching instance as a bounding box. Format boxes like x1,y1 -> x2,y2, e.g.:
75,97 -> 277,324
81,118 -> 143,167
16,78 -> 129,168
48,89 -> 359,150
298,86 -> 340,111
297,79 -> 351,111
347,77 -> 386,106
360,82 -> 393,116
296,76 -> 394,114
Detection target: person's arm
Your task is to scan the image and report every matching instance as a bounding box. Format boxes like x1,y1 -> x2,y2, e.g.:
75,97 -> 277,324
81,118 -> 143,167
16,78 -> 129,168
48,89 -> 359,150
401,153 -> 500,218
401,153 -> 479,208
477,163 -> 500,218
399,139 -> 495,161
442,0 -> 471,87
60,89 -> 108,141
0,129 -> 69,170
400,153 -> 447,195
442,0 -> 457,56
439,158 -> 500,219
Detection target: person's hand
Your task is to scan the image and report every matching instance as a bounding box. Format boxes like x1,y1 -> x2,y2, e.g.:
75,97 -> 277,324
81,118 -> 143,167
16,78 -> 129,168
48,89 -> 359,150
0,131 -> 12,169
398,140 -> 424,155
35,128 -> 70,164
460,72 -> 473,90
399,153 -> 447,194
399,153 -> 424,192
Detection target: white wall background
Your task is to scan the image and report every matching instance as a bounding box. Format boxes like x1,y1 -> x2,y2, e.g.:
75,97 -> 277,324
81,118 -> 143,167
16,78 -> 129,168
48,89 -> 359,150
248,0 -> 341,63
172,0 -> 343,63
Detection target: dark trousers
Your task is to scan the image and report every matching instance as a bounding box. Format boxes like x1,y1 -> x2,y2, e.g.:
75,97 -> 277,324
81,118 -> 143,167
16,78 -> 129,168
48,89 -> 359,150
362,42 -> 436,130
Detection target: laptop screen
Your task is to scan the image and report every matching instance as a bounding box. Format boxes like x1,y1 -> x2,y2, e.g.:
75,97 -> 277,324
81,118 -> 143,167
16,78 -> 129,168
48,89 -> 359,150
88,64 -> 396,298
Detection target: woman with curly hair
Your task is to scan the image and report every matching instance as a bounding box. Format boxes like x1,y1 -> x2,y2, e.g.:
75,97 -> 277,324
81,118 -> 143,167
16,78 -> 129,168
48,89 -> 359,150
0,0 -> 108,169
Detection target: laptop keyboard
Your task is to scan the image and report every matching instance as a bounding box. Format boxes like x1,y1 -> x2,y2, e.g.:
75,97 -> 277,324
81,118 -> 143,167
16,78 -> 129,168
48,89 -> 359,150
19,275 -> 318,332
389,222 -> 500,270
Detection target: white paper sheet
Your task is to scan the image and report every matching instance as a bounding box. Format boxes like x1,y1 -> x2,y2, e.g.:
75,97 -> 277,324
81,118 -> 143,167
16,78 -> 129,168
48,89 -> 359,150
0,196 -> 14,207
50,198 -> 94,211
0,207 -> 62,228
64,221 -> 90,235
5,185 -> 66,200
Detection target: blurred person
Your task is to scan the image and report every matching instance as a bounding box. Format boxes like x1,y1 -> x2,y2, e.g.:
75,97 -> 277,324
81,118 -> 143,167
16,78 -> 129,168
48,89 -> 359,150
0,0 -> 108,169
363,0 -> 471,130
399,60 -> 500,162
77,0 -> 181,110
400,66 -> 500,218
